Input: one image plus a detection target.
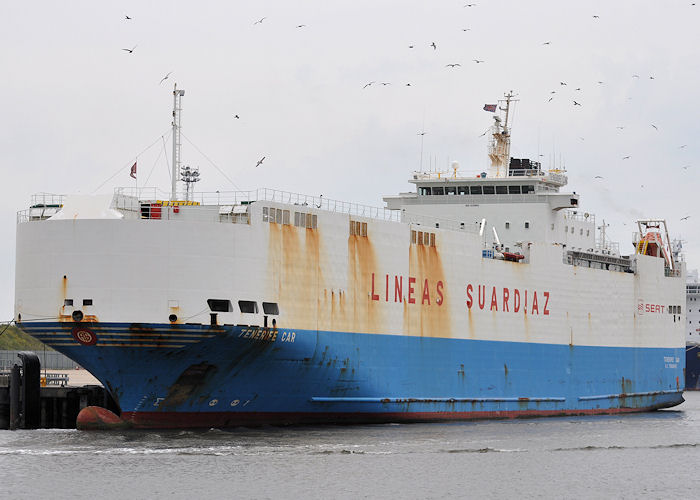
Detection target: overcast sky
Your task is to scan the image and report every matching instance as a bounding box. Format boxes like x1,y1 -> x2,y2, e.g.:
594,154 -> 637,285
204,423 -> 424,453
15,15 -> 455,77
2,0 -> 699,320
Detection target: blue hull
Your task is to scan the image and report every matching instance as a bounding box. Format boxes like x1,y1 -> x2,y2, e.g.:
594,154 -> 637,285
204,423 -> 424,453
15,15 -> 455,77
22,322 -> 685,428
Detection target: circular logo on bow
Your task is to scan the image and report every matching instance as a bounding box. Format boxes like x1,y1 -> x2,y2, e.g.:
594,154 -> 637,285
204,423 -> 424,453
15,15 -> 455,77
72,326 -> 97,346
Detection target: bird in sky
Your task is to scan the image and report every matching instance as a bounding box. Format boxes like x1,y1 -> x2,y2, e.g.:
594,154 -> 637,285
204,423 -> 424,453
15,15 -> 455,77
363,81 -> 375,89
597,81 -> 604,84
417,131 -> 427,136
296,24 -> 306,28
234,114 -> 240,119
594,175 -> 604,179
408,45 -> 414,48
473,59 -> 484,63
593,15 -> 600,19
560,81 -> 567,86
575,87 -> 582,91
681,216 -> 691,221
649,76 -> 655,79
550,91 -> 556,94
543,41 -> 551,45
255,156 -> 266,167
547,97 -> 554,102
380,82 -> 391,86
682,165 -> 692,170
446,63 -> 461,68
579,137 -> 585,141
680,144 -> 688,149
616,126 -> 625,130
122,45 -> 137,53
405,83 -> 412,86
651,124 -> 658,130
253,17 -> 266,25
632,74 -> 640,78
430,42 -> 437,50
622,156 -> 631,160
159,72 -> 173,84
464,3 -> 477,7
573,100 -> 582,106
125,15 -> 132,20
462,28 -> 471,31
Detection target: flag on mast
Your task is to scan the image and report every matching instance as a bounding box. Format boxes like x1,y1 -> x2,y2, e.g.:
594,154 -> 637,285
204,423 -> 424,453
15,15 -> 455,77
483,104 -> 497,112
130,161 -> 137,179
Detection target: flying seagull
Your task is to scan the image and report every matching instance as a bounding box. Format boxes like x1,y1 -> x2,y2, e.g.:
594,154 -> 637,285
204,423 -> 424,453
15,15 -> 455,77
405,83 -> 412,86
651,124 -> 658,130
616,126 -> 625,130
408,45 -> 414,48
547,97 -> 554,102
122,45 -> 137,53
125,15 -> 132,20
430,42 -> 437,50
296,24 -> 306,28
159,71 -> 173,84
575,87 -> 582,91
560,81 -> 567,86
473,59 -> 484,63
255,156 -> 266,167
464,3 -> 477,7
543,41 -> 551,45
417,131 -> 427,136
680,144 -> 688,149
681,216 -> 691,221
573,100 -> 582,106
446,63 -> 461,68
632,74 -> 640,78
363,81 -> 375,89
622,156 -> 631,160
253,17 -> 266,25
234,114 -> 240,119
594,175 -> 604,179
462,28 -> 471,31
593,15 -> 599,19
682,165 -> 692,170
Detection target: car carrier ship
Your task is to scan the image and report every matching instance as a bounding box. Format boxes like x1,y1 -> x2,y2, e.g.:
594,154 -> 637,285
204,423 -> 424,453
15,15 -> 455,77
14,89 -> 686,428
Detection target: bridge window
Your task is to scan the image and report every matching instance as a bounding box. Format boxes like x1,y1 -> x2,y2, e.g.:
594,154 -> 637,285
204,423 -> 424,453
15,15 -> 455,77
458,186 -> 468,195
496,185 -> 508,194
508,185 -> 521,194
83,299 -> 93,306
470,186 -> 482,195
522,185 -> 534,194
412,230 -> 436,246
432,187 -> 444,195
262,302 -> 279,315
524,221 -> 530,229
208,299 -> 233,312
419,187 -> 431,196
505,222 -> 510,229
64,299 -> 73,307
483,185 -> 495,195
238,300 -> 258,314
445,186 -> 456,195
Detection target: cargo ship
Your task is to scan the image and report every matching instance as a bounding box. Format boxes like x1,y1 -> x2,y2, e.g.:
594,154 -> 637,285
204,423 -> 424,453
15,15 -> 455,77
686,270 -> 700,390
14,89 -> 686,428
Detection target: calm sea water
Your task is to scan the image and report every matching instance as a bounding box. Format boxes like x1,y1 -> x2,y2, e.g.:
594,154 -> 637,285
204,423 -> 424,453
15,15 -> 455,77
2,393 -> 699,499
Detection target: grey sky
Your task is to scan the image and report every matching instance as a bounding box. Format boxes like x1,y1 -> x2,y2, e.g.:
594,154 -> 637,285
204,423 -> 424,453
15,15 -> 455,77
2,0 -> 699,319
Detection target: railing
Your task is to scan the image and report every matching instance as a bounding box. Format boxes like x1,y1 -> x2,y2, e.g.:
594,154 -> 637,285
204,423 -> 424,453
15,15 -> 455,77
114,187 -> 404,223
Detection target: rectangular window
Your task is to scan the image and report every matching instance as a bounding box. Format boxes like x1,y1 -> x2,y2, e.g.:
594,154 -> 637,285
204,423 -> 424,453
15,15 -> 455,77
432,187 -> 444,195
275,209 -> 283,224
430,233 -> 435,247
586,230 -> 590,237
524,221 -> 530,229
580,229 -> 583,235
496,185 -> 508,194
283,210 -> 290,225
411,230 -> 417,244
361,222 -> 367,237
445,186 -> 456,195
571,226 -> 575,234
508,185 -> 521,194
505,222 -> 510,229
263,207 -> 269,222
294,212 -> 301,226
458,186 -> 468,195
418,232 -> 424,245
312,214 -> 318,229
238,300 -> 258,314
306,213 -> 312,229
419,186 -> 431,196
207,299 -> 233,312
83,299 -> 93,306
269,207 -> 276,223
64,299 -> 73,307
482,185 -> 495,195
522,185 -> 534,194
470,186 -> 482,195
262,302 -> 279,315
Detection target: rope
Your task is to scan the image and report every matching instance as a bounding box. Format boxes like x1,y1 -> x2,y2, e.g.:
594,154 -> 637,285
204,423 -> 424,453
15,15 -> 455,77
180,132 -> 243,191
0,320 -> 14,337
143,131 -> 172,187
92,128 -> 171,193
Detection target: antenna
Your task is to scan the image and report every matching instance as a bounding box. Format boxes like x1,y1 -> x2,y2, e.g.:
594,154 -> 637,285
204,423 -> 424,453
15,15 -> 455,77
171,84 -> 185,201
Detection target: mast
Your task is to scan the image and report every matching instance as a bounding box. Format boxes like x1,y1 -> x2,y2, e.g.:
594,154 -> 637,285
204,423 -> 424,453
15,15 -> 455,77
171,84 -> 185,201
487,90 -> 517,178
